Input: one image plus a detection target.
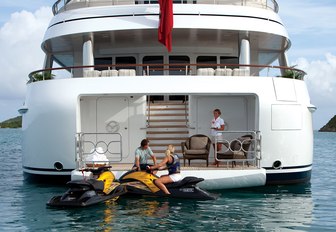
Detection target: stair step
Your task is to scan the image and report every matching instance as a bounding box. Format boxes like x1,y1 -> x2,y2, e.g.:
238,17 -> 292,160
147,101 -> 190,142
147,113 -> 188,116
147,131 -> 189,134
149,101 -> 187,106
148,119 -> 187,123
147,125 -> 188,128
147,108 -> 188,111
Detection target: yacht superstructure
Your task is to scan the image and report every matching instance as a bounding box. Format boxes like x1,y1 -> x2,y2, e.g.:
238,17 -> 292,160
20,0 -> 314,188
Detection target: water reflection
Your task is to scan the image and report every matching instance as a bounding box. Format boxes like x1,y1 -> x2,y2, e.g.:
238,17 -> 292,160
3,129 -> 333,231
14,181 -> 314,231
212,184 -> 313,231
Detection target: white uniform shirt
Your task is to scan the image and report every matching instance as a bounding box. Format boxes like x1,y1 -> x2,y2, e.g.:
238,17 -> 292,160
211,116 -> 225,136
86,147 -> 109,164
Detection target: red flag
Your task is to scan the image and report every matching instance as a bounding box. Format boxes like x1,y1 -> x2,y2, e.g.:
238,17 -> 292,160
158,0 -> 173,52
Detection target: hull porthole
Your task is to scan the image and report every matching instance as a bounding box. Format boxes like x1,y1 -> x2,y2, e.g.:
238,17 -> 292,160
54,162 -> 63,171
272,160 -> 282,169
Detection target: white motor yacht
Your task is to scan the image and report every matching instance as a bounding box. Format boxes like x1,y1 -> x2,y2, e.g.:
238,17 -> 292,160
20,0 -> 315,189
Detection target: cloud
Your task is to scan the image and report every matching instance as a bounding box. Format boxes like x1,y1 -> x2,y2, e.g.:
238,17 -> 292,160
279,1 -> 336,35
280,1 -> 336,128
294,53 -> 336,128
0,7 -> 53,100
0,0 -> 55,10
0,0 -> 55,25
279,1 -> 336,62
297,53 -> 336,103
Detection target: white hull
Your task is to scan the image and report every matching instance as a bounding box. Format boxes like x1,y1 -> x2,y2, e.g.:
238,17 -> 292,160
21,75 -> 313,186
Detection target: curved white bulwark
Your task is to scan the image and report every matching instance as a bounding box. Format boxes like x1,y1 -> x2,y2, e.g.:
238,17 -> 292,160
183,169 -> 266,190
71,168 -> 266,190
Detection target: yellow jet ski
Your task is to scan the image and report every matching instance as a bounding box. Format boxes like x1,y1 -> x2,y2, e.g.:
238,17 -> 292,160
47,166 -> 126,207
119,170 -> 216,200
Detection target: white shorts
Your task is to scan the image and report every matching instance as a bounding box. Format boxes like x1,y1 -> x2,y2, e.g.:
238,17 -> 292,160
169,173 -> 183,182
211,134 -> 224,143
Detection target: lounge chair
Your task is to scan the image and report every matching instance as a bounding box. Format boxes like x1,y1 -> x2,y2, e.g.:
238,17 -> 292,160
181,134 -> 211,166
216,134 -> 253,166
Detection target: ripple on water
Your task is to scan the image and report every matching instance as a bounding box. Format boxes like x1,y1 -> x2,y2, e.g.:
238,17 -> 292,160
0,130 -> 336,231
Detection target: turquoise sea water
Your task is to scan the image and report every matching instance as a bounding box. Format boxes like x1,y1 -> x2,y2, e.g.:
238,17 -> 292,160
0,129 -> 335,231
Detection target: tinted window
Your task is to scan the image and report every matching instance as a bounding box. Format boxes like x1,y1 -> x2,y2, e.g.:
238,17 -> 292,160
116,56 -> 136,70
143,56 -> 163,75
196,56 -> 217,69
95,57 -> 112,71
220,56 -> 239,69
169,56 -> 190,75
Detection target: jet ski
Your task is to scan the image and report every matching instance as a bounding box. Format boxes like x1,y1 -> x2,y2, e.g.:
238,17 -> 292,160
47,168 -> 216,208
119,170 -> 216,200
47,166 -> 126,207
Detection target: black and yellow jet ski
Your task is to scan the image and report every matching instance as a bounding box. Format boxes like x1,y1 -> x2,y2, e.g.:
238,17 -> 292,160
47,166 -> 126,208
119,170 -> 216,200
47,168 -> 215,208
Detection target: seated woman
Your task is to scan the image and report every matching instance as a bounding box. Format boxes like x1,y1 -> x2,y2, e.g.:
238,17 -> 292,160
147,145 -> 182,195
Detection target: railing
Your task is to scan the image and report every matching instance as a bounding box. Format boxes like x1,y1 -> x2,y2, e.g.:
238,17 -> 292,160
52,0 -> 279,15
76,132 -> 123,169
28,63 -> 306,83
214,131 -> 261,168
147,95 -> 151,127
183,95 -> 189,127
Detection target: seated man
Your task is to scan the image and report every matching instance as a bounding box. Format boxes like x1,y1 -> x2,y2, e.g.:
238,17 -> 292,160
133,139 -> 157,171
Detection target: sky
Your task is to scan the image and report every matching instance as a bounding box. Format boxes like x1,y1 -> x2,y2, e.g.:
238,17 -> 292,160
0,0 -> 335,130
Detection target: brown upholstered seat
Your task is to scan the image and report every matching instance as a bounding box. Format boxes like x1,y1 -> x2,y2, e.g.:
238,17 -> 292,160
181,134 -> 211,167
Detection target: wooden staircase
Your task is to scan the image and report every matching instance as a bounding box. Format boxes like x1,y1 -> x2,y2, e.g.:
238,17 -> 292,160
146,100 -> 189,159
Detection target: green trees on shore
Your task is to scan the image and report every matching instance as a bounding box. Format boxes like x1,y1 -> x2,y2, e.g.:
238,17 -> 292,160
319,115 -> 336,132
0,116 -> 22,128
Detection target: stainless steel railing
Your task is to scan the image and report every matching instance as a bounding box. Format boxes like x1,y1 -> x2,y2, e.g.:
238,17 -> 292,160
75,132 -> 123,169
214,130 -> 261,168
52,0 -> 279,15
28,63 -> 307,83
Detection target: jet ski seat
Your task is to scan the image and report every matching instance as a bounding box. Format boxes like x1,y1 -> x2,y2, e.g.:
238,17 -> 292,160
66,179 -> 105,192
165,177 -> 204,188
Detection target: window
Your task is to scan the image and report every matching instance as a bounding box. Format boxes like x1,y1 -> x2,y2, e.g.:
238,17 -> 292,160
220,56 -> 239,69
95,57 -> 112,71
116,56 -> 136,70
143,56 -> 163,75
196,56 -> 217,69
169,56 -> 190,75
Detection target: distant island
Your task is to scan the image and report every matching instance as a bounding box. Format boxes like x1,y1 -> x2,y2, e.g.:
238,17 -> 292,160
319,115 -> 336,132
0,116 -> 22,128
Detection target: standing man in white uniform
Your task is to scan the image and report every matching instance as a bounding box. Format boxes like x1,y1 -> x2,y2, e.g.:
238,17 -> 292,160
210,109 -> 225,165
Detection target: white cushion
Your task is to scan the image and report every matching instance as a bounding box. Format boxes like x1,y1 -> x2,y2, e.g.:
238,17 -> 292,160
197,68 -> 215,76
101,69 -> 118,77
215,68 -> 232,76
233,68 -> 250,76
118,69 -> 136,76
84,70 -> 101,77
